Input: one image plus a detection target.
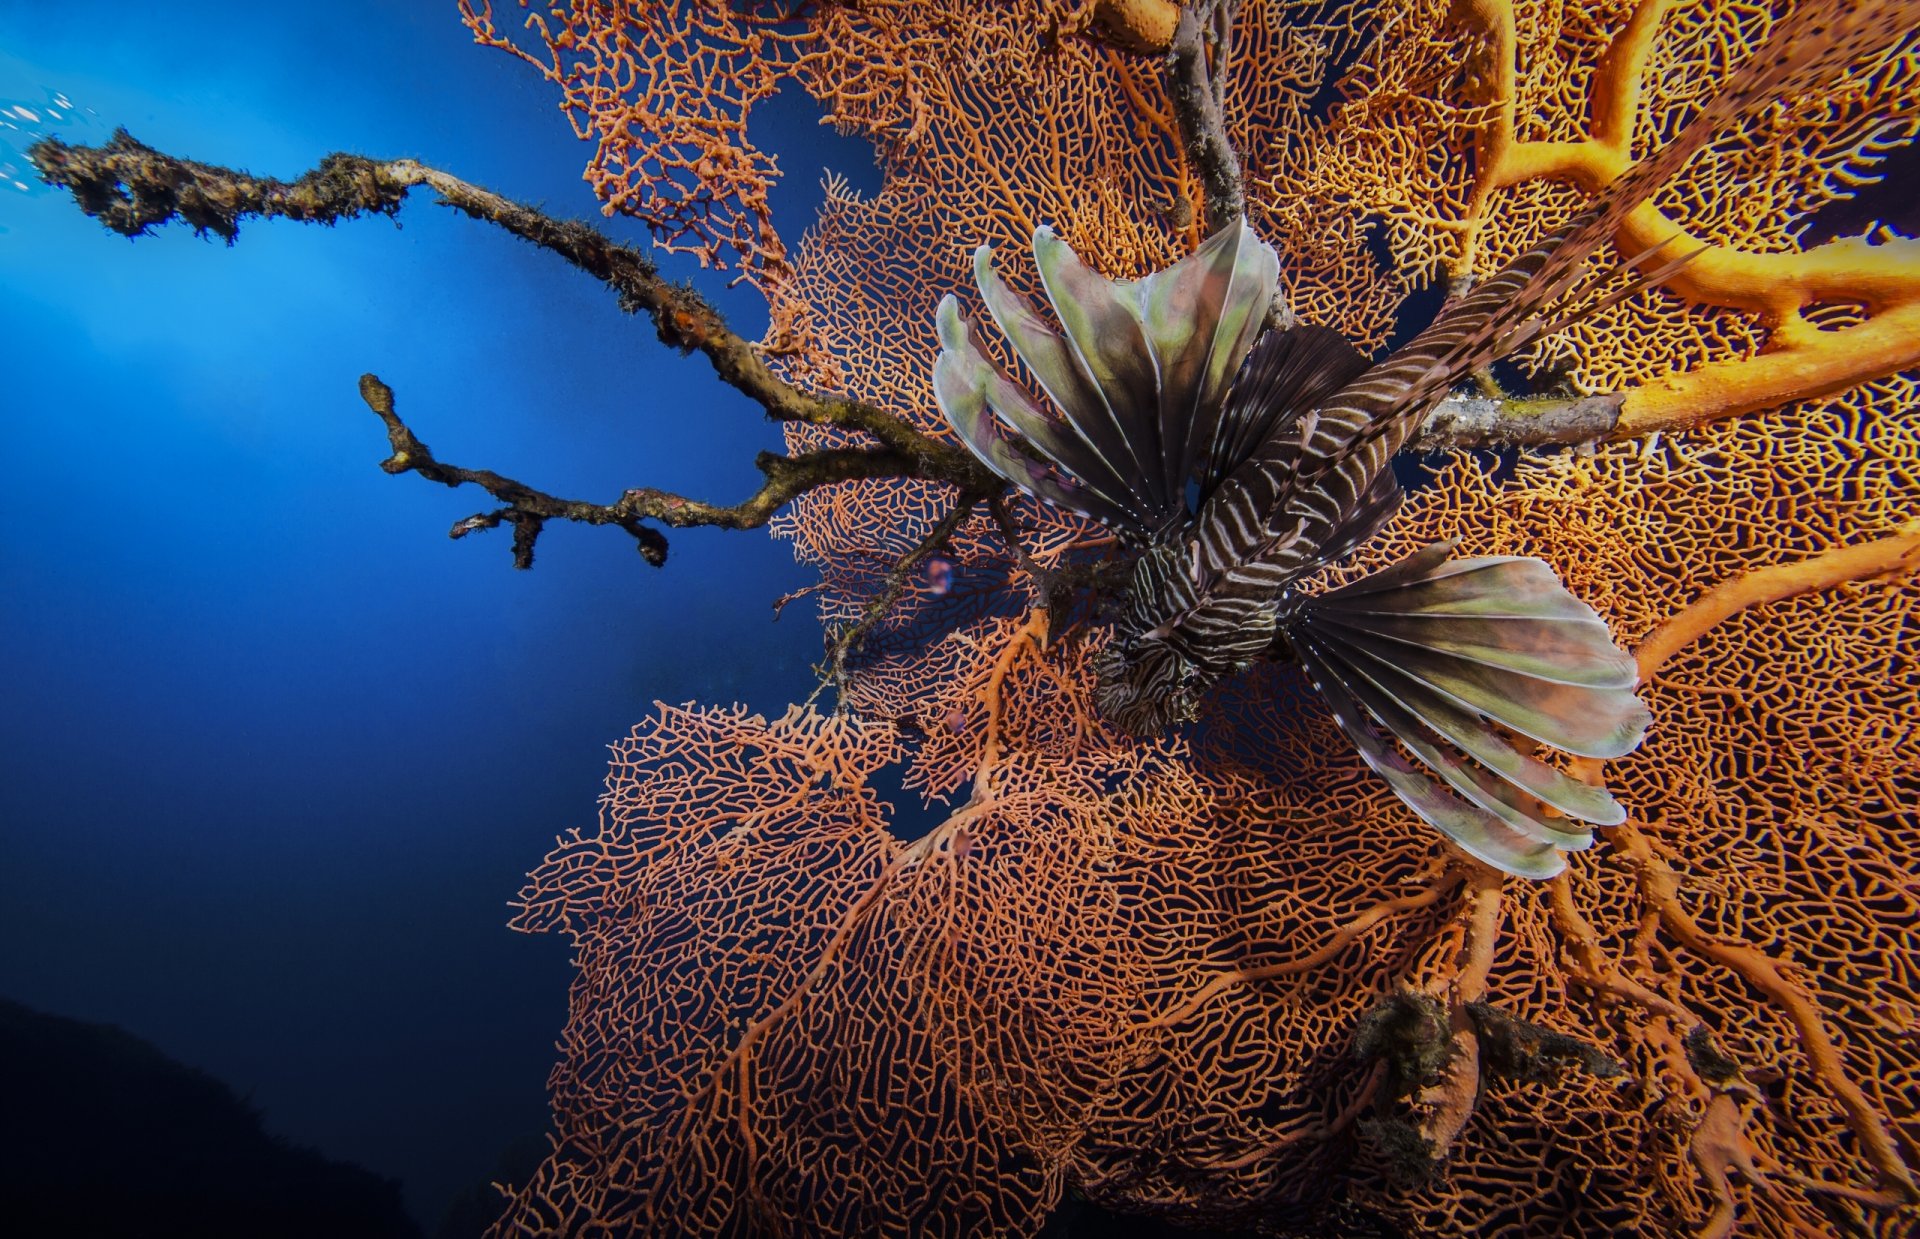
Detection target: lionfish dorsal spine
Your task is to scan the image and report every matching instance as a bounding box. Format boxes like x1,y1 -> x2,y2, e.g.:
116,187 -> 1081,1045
1191,0 -> 1905,601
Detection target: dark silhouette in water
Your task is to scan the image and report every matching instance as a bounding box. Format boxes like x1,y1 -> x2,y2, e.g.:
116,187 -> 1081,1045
0,997 -> 419,1239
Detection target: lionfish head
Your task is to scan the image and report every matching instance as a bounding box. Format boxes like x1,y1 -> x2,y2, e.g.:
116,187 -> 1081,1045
1092,635 -> 1204,736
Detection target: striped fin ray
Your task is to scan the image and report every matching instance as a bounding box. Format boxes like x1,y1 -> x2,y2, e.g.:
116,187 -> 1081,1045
1194,223 -> 1575,585
1121,218 -> 1281,500
1295,630 -> 1567,879
1307,630 -> 1594,849
1196,324 -> 1374,503
1032,228 -> 1169,507
1141,220 -> 1284,498
1302,556 -> 1649,759
973,244 -> 1153,520
1307,628 -> 1628,825
955,221 -> 1281,537
935,294 -> 1156,533
1283,543 -> 1642,875
932,298 -> 1139,530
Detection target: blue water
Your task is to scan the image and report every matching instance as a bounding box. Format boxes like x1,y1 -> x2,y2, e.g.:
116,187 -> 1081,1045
0,1 -> 877,1225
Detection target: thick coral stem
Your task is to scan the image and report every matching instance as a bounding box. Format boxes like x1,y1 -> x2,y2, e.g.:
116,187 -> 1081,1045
1411,864 -> 1503,1161
1616,820 -> 1920,1205
1561,528 -> 1920,1215
1452,0 -> 1920,435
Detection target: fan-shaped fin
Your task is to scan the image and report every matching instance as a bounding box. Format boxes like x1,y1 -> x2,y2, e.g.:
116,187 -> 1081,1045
933,299 -> 1136,530
973,246 -> 1148,512
1323,621 -> 1647,758
1298,547 -> 1650,758
1319,556 -> 1614,620
1296,633 -> 1566,879
1313,637 -> 1627,826
1315,609 -> 1637,688
1135,219 -> 1281,498
1314,638 -> 1594,850
964,221 -> 1283,534
935,295 -> 1154,533
1032,227 -> 1169,507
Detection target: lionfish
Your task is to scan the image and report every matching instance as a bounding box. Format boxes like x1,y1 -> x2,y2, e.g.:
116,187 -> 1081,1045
931,3 -> 1890,878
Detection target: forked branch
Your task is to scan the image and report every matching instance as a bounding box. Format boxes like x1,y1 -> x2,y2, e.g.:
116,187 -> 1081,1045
359,375 -> 920,568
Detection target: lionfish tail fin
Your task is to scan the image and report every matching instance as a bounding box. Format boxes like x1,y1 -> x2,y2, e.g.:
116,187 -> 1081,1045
1286,544 -> 1648,878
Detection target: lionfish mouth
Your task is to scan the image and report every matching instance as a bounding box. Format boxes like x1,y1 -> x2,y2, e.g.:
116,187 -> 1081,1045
1092,639 -> 1200,736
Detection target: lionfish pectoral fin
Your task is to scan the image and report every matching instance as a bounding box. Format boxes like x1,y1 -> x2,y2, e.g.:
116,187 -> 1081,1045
933,295 -> 1138,529
972,245 -> 1154,518
936,293 -> 1156,534
1287,543 -> 1646,877
1031,226 -> 1169,506
1135,219 -> 1282,497
1296,632 -> 1567,879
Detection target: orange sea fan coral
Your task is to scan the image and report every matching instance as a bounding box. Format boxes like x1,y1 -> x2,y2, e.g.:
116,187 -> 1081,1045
465,1 -> 1920,1235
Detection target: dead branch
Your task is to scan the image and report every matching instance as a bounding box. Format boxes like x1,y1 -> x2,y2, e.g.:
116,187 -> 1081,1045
31,130 -> 975,476
360,374 -> 920,568
1166,0 -> 1245,236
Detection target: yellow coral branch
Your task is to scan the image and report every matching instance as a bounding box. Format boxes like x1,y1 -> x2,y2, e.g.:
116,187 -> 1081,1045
1452,0 -> 1920,436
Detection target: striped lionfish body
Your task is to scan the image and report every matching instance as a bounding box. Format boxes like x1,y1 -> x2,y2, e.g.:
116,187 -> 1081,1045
931,2 -> 1895,878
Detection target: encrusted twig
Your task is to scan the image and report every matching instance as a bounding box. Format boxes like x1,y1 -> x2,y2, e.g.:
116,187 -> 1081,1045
1166,0 -> 1245,236
28,128 -> 995,493
361,374 -> 921,568
809,493 -> 990,704
1409,391 -> 1626,451
28,129 -> 1003,568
